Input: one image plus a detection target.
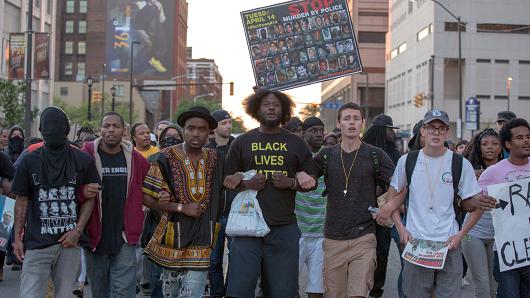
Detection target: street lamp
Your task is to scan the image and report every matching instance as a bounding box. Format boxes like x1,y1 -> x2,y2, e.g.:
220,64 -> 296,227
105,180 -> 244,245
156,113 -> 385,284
129,41 -> 140,125
87,76 -> 94,121
193,92 -> 215,105
428,0 -> 465,138
507,76 -> 513,111
111,85 -> 117,112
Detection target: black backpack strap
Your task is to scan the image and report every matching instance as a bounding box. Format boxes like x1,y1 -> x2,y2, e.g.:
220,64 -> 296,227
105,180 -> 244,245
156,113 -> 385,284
370,150 -> 387,202
320,146 -> 333,197
403,150 -> 420,225
451,153 -> 464,224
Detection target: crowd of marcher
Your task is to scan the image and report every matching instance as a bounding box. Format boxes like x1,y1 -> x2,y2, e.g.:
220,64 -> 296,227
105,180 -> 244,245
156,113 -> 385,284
0,88 -> 528,298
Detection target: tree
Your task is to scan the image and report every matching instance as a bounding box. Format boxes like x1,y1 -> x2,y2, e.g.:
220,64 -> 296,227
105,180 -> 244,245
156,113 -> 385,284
173,98 -> 222,120
0,79 -> 26,128
299,103 -> 320,120
54,96 -> 139,131
232,116 -> 247,133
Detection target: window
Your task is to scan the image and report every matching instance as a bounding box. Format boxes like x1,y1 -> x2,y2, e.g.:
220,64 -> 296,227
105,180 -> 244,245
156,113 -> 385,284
359,11 -> 388,17
77,62 -> 86,81
390,48 -> 398,59
65,20 -> 74,33
519,60 -> 530,65
398,42 -> 407,54
65,41 -> 73,54
358,32 -> 386,43
47,0 -> 52,14
477,23 -> 530,34
495,59 -> 509,64
476,95 -> 490,100
78,41 -> 86,54
476,59 -> 491,63
444,22 -> 466,32
60,87 -> 69,96
78,20 -> 87,34
518,96 -> 530,100
494,95 -> 508,100
35,0 -> 41,8
417,24 -> 432,41
66,0 -> 75,13
79,0 -> 88,13
64,62 -> 73,75
115,85 -> 125,97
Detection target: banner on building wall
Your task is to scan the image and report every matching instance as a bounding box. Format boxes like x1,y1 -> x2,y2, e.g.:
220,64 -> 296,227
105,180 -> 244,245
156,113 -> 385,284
8,33 -> 26,80
241,0 -> 363,91
34,33 -> 50,79
106,0 -> 175,79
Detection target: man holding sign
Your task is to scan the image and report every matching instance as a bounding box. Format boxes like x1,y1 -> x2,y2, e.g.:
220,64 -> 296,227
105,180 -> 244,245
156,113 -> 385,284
478,118 -> 530,298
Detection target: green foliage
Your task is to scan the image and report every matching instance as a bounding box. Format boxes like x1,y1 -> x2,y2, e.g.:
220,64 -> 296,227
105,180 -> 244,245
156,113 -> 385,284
54,95 -> 139,130
0,79 -> 26,128
299,103 -> 320,120
173,98 -> 222,120
232,116 -> 247,133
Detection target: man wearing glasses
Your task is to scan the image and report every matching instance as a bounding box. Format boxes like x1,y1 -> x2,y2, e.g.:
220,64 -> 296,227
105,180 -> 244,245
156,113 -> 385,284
375,109 -> 497,297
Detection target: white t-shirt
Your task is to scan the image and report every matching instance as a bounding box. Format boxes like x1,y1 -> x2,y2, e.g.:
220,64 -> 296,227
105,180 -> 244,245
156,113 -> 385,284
391,149 -> 482,242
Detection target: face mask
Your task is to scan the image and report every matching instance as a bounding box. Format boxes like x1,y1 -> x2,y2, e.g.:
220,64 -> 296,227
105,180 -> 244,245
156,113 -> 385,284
160,136 -> 182,149
9,136 -> 24,153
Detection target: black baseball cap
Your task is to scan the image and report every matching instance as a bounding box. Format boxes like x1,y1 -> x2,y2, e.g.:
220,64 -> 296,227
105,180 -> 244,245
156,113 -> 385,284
302,116 -> 324,131
497,111 -> 516,122
372,114 -> 399,129
423,109 -> 450,126
211,109 -> 231,123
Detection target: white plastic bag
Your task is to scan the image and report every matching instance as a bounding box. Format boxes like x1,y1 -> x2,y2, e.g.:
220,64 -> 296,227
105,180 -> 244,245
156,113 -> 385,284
226,170 -> 270,237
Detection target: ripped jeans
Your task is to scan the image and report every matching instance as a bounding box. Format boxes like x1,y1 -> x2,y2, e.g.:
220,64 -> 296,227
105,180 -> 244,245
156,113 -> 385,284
161,269 -> 207,298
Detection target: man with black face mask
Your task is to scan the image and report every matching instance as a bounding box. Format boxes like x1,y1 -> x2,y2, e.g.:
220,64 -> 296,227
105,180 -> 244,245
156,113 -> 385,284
4,125 -> 25,163
11,106 -> 101,297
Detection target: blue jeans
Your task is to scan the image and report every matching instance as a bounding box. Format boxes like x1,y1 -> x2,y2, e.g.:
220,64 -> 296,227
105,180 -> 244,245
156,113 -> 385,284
494,251 -> 530,298
161,269 -> 207,298
85,244 -> 138,298
208,215 -> 231,297
149,259 -> 164,298
391,225 -> 406,298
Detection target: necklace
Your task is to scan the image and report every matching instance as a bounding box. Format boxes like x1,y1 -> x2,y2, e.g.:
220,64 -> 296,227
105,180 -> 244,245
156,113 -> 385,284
340,143 -> 360,197
423,151 -> 445,211
182,143 -> 206,202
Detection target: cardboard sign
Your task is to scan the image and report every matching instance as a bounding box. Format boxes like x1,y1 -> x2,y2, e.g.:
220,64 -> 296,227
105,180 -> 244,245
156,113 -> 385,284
488,177 -> 530,272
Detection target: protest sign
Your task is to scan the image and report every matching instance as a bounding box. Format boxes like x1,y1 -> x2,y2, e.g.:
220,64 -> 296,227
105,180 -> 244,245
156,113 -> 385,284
0,196 -> 15,252
402,239 -> 449,270
488,177 -> 530,272
241,0 -> 363,91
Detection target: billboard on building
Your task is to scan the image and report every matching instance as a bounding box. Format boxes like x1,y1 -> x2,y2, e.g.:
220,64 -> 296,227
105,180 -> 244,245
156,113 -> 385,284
8,33 -> 26,80
241,0 -> 363,91
106,0 -> 175,79
34,33 -> 50,80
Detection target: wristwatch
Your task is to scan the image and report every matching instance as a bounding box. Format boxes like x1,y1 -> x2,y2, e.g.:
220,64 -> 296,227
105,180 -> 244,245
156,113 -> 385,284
177,203 -> 183,213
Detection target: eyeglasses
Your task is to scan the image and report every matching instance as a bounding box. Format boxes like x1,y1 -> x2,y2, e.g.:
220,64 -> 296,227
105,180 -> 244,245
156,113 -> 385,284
423,125 -> 449,134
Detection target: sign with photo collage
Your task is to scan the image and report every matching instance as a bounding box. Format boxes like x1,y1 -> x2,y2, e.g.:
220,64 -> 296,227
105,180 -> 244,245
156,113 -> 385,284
241,0 -> 363,91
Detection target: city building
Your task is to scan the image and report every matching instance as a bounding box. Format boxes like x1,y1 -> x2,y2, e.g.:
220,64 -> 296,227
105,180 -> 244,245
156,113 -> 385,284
185,47 -> 223,104
1,0 -> 57,132
53,0 -> 188,127
320,0 -> 388,130
385,0 -> 530,140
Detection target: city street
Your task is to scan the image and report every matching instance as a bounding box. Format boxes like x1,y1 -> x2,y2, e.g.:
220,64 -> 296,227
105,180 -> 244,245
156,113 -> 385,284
0,243 -> 476,298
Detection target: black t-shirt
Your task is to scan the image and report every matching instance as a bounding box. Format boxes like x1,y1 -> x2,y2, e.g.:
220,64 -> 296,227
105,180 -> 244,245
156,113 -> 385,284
0,151 -> 15,179
96,148 -> 128,254
224,128 -> 318,225
315,143 -> 395,240
11,148 -> 100,250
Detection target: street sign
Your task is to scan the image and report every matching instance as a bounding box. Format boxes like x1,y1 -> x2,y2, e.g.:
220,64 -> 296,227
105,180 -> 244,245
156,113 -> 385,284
465,97 -> 480,131
488,177 -> 530,272
142,80 -> 177,91
322,101 -> 341,109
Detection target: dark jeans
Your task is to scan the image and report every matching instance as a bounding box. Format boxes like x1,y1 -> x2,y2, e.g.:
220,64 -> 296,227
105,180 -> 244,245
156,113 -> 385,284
391,225 -> 406,298
370,225 -> 392,297
6,228 -> 20,265
208,215 -> 231,298
494,251 -> 530,298
148,259 -> 163,298
226,223 -> 300,298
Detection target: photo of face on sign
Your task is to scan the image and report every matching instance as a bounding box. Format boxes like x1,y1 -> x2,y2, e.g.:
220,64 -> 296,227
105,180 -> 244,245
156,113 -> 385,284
307,62 -> 319,75
313,30 -> 323,43
281,53 -> 290,66
269,41 -> 278,54
250,30 -> 259,42
294,35 -> 305,47
343,39 -> 354,52
299,50 -> 308,63
255,59 -> 266,73
338,55 -> 348,68
267,72 -> 277,84
251,46 -> 260,57
319,60 -> 329,72
289,51 -> 300,64
339,11 -> 348,22
326,43 -> 338,56
294,20 -> 302,32
276,69 -> 287,83
268,26 -> 278,38
301,19 -> 309,31
287,37 -> 295,49
259,28 -> 268,40
328,58 -> 339,71
278,40 -> 287,51
273,55 -> 282,68
266,57 -> 274,70
260,43 -> 269,55
341,25 -> 351,35
284,22 -> 293,34
307,47 -> 317,60
304,34 -> 313,46
258,75 -> 267,86
331,26 -> 341,39
286,67 -> 298,81
276,24 -> 285,36
336,41 -> 345,54
297,65 -> 308,77
322,28 -> 332,41
331,12 -> 341,24
317,46 -> 328,59
322,13 -> 331,26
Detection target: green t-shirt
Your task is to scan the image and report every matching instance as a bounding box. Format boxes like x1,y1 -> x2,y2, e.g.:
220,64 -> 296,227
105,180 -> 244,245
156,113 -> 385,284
295,176 -> 326,237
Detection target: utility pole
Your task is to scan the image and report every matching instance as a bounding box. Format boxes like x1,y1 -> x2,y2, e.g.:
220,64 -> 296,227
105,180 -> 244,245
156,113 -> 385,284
24,0 -> 34,136
101,64 -> 106,116
430,55 -> 435,109
129,41 -> 139,125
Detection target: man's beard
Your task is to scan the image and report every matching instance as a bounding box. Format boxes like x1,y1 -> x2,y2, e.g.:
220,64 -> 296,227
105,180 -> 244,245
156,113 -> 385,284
261,118 -> 281,128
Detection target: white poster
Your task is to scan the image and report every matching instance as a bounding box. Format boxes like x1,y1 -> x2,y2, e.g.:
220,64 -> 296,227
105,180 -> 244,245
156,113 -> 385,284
488,177 -> 530,272
402,239 -> 449,270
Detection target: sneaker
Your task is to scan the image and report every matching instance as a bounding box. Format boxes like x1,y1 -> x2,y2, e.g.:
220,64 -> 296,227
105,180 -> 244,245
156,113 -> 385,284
149,57 -> 167,73
11,263 -> 22,271
73,281 -> 84,298
140,283 -> 151,296
462,276 -> 471,287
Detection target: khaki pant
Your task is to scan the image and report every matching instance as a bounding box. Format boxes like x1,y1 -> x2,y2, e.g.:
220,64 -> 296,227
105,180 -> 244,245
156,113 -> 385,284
323,233 -> 377,297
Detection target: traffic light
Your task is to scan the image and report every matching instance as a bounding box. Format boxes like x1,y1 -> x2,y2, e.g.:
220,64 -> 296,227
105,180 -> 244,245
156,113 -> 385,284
413,93 -> 424,108
229,82 -> 234,96
92,91 -> 103,103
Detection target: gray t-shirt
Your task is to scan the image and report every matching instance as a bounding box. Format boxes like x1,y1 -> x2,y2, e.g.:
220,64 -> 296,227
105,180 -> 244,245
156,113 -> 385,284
315,143 -> 395,240
464,211 -> 494,239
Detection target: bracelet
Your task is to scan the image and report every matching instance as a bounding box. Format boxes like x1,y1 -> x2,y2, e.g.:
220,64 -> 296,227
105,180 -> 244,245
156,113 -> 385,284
290,178 -> 298,190
74,226 -> 83,234
177,203 -> 183,213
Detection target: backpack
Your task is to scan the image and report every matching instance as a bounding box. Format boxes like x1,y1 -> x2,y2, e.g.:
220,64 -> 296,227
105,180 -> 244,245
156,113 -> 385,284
403,150 -> 464,226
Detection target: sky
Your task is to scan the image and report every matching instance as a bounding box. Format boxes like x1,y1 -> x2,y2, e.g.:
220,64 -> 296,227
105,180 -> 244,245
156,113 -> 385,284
186,0 -> 322,129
